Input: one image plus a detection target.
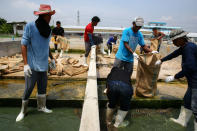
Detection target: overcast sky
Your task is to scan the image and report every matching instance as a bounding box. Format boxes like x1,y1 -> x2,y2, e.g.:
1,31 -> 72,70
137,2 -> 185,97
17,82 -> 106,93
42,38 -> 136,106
0,0 -> 197,32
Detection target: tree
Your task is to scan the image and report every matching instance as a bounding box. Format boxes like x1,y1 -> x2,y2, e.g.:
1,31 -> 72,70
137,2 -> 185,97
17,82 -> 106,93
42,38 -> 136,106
0,17 -> 13,34
0,18 -> 7,26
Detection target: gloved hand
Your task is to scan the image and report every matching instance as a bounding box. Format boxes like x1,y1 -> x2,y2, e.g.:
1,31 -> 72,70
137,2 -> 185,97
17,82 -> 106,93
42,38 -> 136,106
24,64 -> 32,77
152,50 -> 159,54
133,52 -> 139,60
50,59 -> 56,69
165,76 -> 175,82
155,60 -> 162,66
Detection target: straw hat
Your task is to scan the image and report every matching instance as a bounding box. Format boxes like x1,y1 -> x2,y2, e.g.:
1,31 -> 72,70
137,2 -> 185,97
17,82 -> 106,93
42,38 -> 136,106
169,29 -> 188,41
34,4 -> 55,15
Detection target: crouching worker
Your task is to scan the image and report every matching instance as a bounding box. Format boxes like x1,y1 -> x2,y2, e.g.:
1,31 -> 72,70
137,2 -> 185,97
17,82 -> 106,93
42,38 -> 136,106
155,29 -> 197,130
106,67 -> 133,130
16,4 -> 56,122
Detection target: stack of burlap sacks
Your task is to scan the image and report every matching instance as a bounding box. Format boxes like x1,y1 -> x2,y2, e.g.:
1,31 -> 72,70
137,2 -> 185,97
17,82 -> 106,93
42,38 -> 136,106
49,57 -> 88,76
135,39 -> 162,97
0,55 -> 23,75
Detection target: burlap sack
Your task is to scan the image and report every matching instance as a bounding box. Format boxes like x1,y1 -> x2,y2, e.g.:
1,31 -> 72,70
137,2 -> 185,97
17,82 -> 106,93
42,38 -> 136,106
56,36 -> 70,52
63,65 -> 88,76
135,53 -> 162,98
150,39 -> 159,51
112,44 -> 118,54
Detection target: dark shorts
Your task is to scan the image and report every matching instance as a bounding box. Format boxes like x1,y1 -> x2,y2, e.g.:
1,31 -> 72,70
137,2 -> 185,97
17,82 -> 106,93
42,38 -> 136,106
85,42 -> 91,57
107,80 -> 133,111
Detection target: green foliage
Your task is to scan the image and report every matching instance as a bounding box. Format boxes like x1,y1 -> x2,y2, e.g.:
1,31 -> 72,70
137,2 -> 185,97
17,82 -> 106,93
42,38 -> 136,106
0,18 -> 7,25
50,25 -> 55,30
0,17 -> 13,34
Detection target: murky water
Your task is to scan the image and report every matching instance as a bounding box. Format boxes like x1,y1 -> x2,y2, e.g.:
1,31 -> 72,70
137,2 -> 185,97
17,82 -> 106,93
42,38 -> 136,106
99,108 -> 193,131
0,79 -> 192,131
0,107 -> 81,131
0,107 -> 193,131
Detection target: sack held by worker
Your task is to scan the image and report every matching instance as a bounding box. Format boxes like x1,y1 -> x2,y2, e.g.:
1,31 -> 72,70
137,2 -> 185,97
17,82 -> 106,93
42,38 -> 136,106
135,40 -> 162,97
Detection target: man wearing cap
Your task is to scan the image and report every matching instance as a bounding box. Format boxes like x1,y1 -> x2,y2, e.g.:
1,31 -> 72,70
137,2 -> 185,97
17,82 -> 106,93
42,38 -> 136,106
107,35 -> 118,56
16,4 -> 56,122
155,29 -> 197,130
83,16 -> 100,66
114,17 -> 156,76
52,21 -> 64,53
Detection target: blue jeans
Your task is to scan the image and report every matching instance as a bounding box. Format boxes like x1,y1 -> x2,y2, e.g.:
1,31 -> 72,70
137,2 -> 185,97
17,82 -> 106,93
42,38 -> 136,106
107,80 -> 133,111
23,70 -> 47,100
183,72 -> 197,121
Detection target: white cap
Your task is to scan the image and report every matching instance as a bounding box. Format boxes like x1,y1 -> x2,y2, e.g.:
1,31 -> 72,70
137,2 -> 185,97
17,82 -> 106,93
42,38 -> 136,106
134,17 -> 144,26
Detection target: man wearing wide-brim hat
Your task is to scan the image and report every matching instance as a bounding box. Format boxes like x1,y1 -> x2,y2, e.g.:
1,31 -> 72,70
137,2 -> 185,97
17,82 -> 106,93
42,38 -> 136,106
16,4 -> 56,122
155,29 -> 197,130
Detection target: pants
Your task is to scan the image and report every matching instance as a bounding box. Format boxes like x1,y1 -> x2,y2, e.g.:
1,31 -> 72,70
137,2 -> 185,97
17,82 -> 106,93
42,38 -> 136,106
22,70 -> 47,100
54,44 -> 58,50
85,42 -> 91,57
107,44 -> 112,53
107,80 -> 133,111
183,72 -> 197,121
113,58 -> 134,76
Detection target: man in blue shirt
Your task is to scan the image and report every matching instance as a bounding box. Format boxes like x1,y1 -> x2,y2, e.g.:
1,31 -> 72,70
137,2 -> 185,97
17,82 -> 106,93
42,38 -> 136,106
114,17 -> 156,76
107,35 -> 118,56
155,29 -> 197,130
16,4 -> 56,122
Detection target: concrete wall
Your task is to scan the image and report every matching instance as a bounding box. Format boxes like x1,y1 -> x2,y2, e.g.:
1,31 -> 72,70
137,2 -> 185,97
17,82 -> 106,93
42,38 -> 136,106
79,46 -> 100,131
0,41 -> 21,57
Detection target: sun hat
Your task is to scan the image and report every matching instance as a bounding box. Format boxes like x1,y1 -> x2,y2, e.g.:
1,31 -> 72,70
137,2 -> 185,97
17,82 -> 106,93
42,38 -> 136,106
34,4 -> 55,15
134,17 -> 144,26
169,29 -> 188,41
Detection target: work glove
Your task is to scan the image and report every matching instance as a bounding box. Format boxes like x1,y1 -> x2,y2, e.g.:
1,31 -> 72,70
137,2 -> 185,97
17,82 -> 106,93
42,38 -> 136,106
152,50 -> 159,54
24,64 -> 32,77
155,60 -> 162,66
133,52 -> 139,60
165,76 -> 175,83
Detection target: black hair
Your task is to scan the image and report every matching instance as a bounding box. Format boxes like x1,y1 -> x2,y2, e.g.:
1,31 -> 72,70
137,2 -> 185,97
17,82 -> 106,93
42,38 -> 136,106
56,21 -> 61,24
91,16 -> 100,23
153,28 -> 158,30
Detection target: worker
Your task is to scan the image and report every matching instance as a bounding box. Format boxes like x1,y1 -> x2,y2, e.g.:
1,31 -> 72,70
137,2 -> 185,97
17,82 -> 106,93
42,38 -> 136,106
155,29 -> 197,130
52,21 -> 64,53
16,4 -> 56,122
114,17 -> 158,76
107,35 -> 118,56
151,28 -> 165,52
106,67 -> 133,130
83,16 -> 100,66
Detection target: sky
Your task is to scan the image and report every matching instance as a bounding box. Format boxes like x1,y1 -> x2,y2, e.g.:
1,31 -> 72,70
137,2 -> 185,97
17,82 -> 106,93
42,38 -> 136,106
0,0 -> 197,32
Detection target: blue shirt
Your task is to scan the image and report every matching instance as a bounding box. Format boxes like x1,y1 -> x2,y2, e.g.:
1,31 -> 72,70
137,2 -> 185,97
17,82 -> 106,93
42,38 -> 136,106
115,28 -> 145,62
21,22 -> 51,72
107,37 -> 117,45
161,42 -> 197,79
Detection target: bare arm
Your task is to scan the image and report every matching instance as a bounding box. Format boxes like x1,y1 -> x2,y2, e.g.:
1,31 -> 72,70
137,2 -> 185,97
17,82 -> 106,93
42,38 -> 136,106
142,45 -> 152,53
124,42 -> 134,53
21,45 -> 28,65
157,32 -> 165,40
